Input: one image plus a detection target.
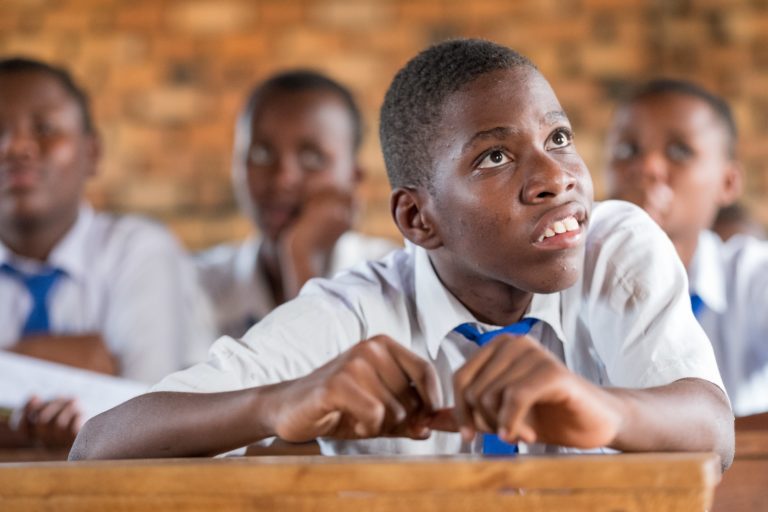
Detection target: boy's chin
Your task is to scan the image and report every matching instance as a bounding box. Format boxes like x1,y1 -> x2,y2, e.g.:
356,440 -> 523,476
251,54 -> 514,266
522,266 -> 581,294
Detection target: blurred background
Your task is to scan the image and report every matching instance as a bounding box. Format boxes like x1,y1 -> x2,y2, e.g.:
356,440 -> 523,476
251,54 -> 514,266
1,0 -> 767,249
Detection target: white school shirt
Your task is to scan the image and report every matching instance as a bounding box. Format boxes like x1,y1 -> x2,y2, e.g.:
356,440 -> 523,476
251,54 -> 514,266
689,230 -> 768,416
154,200 -> 724,455
0,204 -> 217,384
195,231 -> 400,338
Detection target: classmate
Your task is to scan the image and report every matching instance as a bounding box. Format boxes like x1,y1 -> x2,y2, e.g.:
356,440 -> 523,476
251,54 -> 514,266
70,40 -> 733,466
0,58 -> 216,447
604,78 -> 768,426
197,70 -> 398,338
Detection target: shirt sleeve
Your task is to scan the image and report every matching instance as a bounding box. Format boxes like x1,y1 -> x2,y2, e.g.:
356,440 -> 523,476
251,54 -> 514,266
152,291 -> 364,393
103,219 -> 217,384
582,201 -> 725,391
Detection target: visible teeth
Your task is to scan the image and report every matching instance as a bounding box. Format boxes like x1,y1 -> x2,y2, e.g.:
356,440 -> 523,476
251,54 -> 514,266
539,216 -> 580,242
564,216 -> 579,231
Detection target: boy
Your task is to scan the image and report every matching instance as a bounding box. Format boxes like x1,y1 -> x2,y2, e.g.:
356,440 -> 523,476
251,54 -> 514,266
605,78 -> 768,425
0,58 -> 216,447
70,40 -> 734,466
197,70 -> 397,338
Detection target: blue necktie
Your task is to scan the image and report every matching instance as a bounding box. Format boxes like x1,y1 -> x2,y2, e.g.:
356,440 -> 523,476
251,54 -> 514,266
690,293 -> 704,318
1,263 -> 64,337
454,317 -> 539,455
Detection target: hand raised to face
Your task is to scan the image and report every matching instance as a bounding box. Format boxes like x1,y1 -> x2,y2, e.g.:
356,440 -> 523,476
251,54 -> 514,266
261,335 -> 441,443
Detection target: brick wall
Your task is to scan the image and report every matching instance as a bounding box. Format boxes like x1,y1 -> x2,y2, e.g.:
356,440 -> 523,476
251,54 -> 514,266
1,0 -> 767,248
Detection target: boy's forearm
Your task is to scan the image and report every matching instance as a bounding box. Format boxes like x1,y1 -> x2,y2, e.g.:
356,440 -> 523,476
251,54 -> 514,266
69,388 -> 277,460
606,378 -> 734,469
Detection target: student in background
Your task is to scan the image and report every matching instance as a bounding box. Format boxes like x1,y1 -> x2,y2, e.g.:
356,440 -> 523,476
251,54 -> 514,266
605,78 -> 768,426
0,58 -> 216,448
71,40 -> 732,468
196,70 -> 398,338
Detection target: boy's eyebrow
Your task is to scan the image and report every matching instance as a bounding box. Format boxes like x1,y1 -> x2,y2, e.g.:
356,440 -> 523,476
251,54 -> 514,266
461,126 -> 517,155
461,111 -> 571,155
544,110 -> 569,125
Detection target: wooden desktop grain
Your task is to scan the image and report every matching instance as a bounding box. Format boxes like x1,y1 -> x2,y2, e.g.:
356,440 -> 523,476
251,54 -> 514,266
0,452 -> 720,512
712,429 -> 768,512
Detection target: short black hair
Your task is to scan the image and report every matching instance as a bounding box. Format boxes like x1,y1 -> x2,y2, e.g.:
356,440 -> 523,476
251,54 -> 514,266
242,69 -> 363,154
0,57 -> 94,134
380,39 -> 536,189
626,78 -> 738,159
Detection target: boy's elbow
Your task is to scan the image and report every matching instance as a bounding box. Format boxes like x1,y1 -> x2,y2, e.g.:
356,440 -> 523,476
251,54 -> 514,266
707,383 -> 735,471
68,418 -> 110,461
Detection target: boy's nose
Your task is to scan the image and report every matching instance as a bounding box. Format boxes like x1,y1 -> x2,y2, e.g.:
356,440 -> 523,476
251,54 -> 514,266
521,153 -> 576,203
1,127 -> 39,161
632,151 -> 669,184
271,155 -> 303,192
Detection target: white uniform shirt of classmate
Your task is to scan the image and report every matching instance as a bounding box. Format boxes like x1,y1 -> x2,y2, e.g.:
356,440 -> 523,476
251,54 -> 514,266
196,232 -> 399,339
154,200 -> 726,455
689,229 -> 768,417
0,203 -> 217,384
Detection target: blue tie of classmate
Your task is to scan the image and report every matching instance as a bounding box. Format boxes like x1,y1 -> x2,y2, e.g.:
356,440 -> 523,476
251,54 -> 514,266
453,317 -> 540,455
690,293 -> 704,318
0,263 -> 64,337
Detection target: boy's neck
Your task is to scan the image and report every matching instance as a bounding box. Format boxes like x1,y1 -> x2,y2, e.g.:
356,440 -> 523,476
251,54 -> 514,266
671,231 -> 700,270
0,213 -> 77,263
428,253 -> 533,327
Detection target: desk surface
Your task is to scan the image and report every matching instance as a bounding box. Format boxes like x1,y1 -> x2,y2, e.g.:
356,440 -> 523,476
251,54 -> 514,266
712,429 -> 768,512
0,452 -> 719,512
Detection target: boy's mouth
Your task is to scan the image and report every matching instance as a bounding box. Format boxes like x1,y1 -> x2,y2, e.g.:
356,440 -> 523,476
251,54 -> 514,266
535,215 -> 580,243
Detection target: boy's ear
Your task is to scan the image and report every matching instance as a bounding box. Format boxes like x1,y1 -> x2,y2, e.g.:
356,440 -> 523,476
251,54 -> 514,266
718,160 -> 743,206
390,187 -> 442,249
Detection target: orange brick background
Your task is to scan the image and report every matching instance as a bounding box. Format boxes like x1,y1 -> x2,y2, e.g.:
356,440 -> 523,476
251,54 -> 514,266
1,0 -> 767,249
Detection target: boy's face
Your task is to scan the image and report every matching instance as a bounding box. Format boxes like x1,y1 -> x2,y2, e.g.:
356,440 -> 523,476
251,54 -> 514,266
237,89 -> 358,242
0,71 -> 97,230
605,92 -> 739,242
420,67 -> 593,294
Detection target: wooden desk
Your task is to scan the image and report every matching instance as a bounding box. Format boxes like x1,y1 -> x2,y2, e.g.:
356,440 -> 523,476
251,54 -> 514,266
0,453 -> 719,511
712,430 -> 768,512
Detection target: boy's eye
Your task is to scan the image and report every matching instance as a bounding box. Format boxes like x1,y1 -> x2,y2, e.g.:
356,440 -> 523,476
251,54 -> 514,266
298,148 -> 326,172
545,128 -> 573,150
248,144 -> 272,167
612,141 -> 638,161
666,142 -> 692,162
477,149 -> 511,169
34,119 -> 58,137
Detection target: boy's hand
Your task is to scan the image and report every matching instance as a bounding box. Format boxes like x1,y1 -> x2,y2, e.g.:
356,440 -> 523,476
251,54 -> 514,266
445,333 -> 622,448
262,335 -> 441,443
278,186 -> 355,299
19,395 -> 83,448
285,186 -> 355,254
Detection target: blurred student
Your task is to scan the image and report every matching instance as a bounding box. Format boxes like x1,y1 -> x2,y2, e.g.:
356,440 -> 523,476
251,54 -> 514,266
0,57 -> 215,447
196,70 -> 398,338
605,78 -> 768,426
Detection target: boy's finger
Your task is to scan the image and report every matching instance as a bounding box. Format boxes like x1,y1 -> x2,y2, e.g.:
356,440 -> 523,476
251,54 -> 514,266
426,408 -> 459,432
381,337 -> 442,412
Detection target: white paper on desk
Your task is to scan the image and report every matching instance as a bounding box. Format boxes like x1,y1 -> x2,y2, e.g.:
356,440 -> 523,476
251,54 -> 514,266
0,351 -> 147,420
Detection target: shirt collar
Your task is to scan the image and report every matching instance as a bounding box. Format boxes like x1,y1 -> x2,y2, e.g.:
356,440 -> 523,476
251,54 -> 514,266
412,243 -> 568,359
0,203 -> 92,279
688,230 -> 727,314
